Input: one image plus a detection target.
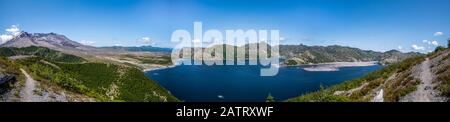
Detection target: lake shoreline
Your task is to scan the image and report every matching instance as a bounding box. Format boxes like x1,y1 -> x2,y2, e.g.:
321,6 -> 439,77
145,61 -> 383,102
143,65 -> 176,72
143,61 -> 380,72
289,61 -> 380,71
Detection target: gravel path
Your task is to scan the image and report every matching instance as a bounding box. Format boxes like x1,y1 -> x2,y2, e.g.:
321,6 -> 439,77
20,69 -> 39,102
400,58 -> 445,102
19,69 -> 69,102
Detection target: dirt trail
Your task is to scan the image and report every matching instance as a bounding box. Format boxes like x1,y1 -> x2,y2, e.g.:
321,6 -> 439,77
19,69 -> 71,102
400,58 -> 445,102
20,69 -> 39,102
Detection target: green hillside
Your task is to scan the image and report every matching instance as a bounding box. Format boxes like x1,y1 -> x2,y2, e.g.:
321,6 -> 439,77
1,46 -> 178,102
0,46 -> 85,63
279,44 -> 422,65
286,44 -> 450,102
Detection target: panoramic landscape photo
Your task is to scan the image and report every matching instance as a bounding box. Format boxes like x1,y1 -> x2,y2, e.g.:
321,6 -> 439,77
0,0 -> 449,102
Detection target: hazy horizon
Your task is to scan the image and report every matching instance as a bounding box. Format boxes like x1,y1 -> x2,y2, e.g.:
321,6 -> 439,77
1,0 -> 449,53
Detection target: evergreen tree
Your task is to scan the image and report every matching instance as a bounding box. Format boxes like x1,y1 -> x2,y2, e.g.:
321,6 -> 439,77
266,93 -> 275,102
447,39 -> 450,47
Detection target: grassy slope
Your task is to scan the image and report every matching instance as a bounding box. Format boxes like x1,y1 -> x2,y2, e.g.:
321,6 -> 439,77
122,54 -> 172,65
280,45 -> 382,65
0,57 -> 25,86
286,54 -> 426,102
0,46 -> 85,63
287,46 -> 450,102
430,47 -> 450,100
57,62 -> 178,101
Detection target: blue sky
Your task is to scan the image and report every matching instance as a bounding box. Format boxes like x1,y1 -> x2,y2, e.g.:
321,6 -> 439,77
0,0 -> 449,53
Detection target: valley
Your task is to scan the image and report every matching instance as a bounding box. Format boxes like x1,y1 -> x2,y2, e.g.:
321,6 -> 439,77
287,43 -> 450,102
0,32 -> 179,102
0,31 -> 447,102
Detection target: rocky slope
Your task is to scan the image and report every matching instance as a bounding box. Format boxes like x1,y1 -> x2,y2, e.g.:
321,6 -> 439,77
287,43 -> 450,102
0,47 -> 178,102
101,45 -> 172,53
176,43 -> 421,65
379,50 -> 422,64
279,45 -> 422,65
4,32 -> 419,66
1,32 -> 99,52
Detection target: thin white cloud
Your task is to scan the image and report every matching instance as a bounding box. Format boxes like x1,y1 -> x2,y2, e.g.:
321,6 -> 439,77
279,37 -> 285,41
79,40 -> 94,45
114,44 -> 123,46
0,25 -> 21,44
137,37 -> 154,45
431,40 -> 438,46
422,39 -> 439,46
0,34 -> 14,44
6,25 -> 19,32
433,32 -> 443,36
192,39 -> 201,43
192,39 -> 202,47
397,46 -> 403,50
422,40 -> 432,45
411,44 -> 425,50
5,25 -> 21,36
260,38 -> 267,41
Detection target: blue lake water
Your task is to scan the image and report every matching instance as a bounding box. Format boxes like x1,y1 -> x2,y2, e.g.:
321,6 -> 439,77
145,64 -> 382,102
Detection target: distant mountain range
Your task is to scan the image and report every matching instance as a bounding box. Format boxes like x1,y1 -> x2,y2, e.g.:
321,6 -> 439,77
288,43 -> 450,102
0,32 -> 172,54
101,46 -> 172,53
279,44 -> 422,65
0,32 -> 422,65
0,32 -> 179,102
0,31 -> 443,102
1,32 -> 100,52
176,43 -> 422,65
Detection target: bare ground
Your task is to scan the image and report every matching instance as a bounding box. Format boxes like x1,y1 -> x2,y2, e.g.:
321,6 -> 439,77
400,58 -> 446,102
19,69 -> 70,102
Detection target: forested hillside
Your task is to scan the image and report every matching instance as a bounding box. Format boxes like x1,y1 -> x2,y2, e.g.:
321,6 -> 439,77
0,46 -> 178,102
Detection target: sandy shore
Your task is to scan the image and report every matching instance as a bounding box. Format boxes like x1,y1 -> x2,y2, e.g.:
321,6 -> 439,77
143,61 -> 379,72
302,61 -> 379,71
143,65 -> 176,72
